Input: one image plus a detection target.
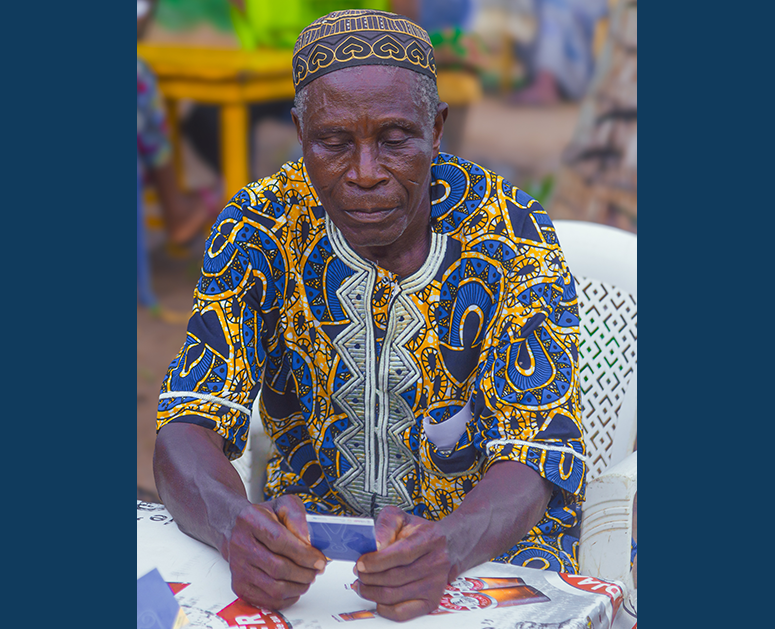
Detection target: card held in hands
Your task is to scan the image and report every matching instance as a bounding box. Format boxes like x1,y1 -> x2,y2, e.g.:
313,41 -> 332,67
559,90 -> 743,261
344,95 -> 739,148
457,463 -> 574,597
306,514 -> 377,562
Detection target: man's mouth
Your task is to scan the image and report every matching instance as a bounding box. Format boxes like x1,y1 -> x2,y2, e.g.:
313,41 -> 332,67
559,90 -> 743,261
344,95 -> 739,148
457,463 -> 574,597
343,208 -> 396,222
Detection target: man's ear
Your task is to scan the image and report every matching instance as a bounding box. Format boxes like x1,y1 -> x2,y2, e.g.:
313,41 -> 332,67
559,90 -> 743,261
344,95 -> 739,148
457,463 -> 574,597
432,102 -> 449,158
291,108 -> 303,145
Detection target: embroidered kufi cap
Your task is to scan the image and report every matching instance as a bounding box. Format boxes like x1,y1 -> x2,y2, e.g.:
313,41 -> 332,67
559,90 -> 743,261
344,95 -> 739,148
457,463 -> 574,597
292,9 -> 436,93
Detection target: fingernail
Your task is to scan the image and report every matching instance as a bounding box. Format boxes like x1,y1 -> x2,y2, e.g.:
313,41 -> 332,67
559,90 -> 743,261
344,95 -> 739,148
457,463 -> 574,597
314,559 -> 326,571
356,560 -> 365,572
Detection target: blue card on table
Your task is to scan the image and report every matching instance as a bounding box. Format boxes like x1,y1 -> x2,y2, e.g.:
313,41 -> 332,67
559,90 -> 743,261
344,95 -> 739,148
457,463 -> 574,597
137,568 -> 188,629
306,514 -> 377,562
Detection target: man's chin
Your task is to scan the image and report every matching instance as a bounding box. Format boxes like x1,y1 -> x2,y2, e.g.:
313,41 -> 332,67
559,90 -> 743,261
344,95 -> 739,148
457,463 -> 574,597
345,233 -> 401,253
336,220 -> 407,251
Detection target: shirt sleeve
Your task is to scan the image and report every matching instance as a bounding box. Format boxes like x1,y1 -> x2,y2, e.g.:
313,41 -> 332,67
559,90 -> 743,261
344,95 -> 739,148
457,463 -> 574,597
156,194 -> 282,459
474,199 -> 586,500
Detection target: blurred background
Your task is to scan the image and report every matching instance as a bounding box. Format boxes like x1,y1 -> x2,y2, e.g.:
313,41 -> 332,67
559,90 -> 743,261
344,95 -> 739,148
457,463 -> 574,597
137,0 -> 637,503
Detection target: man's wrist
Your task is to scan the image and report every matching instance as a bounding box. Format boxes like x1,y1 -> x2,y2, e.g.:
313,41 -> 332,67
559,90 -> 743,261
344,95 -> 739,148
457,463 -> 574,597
436,509 -> 482,581
210,491 -> 254,562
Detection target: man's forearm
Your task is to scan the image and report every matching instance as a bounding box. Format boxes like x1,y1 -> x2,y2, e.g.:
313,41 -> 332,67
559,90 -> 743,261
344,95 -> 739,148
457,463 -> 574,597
153,422 -> 253,558
437,459 -> 553,579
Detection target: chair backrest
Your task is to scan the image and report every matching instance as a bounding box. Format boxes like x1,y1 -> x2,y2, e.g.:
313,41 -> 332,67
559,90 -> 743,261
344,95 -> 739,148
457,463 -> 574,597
552,220 -> 637,481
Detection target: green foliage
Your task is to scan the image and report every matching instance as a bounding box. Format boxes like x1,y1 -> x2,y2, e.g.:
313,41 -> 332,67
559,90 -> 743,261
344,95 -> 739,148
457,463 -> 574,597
155,0 -> 234,32
521,174 -> 555,204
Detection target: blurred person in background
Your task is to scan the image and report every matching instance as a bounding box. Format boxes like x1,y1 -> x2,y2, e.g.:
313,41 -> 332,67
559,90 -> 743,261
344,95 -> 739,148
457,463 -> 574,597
511,0 -> 608,106
154,8 -> 586,622
137,0 -> 217,247
547,0 -> 636,230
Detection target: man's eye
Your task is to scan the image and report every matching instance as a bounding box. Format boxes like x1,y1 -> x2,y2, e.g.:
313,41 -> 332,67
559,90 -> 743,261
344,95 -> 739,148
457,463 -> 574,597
383,138 -> 408,147
320,139 -> 348,149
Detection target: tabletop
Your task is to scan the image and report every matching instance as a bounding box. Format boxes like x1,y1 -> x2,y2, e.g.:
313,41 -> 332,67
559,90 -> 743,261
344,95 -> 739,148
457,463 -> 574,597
138,501 -> 636,629
136,43 -> 293,82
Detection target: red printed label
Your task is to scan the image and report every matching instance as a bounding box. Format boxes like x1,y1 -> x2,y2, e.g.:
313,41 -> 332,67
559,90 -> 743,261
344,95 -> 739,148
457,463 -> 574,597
217,598 -> 292,629
447,577 -> 487,592
166,582 -> 190,596
432,590 -> 493,613
558,573 -> 623,616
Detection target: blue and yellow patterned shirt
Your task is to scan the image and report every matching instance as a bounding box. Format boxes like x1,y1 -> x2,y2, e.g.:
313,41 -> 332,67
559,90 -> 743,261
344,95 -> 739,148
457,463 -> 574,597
158,153 -> 587,571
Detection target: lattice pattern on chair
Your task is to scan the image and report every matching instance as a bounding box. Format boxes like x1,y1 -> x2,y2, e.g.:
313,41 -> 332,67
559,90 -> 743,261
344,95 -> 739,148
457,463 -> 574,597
575,275 -> 637,481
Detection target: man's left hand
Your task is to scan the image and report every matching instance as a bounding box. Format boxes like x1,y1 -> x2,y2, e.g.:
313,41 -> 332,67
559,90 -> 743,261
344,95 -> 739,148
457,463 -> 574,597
351,461 -> 553,622
353,506 -> 453,622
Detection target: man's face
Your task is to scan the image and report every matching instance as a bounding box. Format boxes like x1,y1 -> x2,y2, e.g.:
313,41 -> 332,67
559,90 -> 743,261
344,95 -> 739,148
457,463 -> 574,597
292,66 -> 446,259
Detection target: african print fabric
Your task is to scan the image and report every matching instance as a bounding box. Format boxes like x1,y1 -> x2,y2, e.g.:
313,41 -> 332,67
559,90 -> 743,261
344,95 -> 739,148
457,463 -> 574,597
158,154 -> 587,572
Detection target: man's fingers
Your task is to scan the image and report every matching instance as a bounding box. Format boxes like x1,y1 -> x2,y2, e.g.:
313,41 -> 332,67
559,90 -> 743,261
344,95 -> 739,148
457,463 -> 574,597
233,503 -> 325,578
358,530 -> 441,574
230,527 -> 318,586
372,505 -> 407,551
356,578 -> 429,607
234,567 -> 312,602
253,540 -> 320,584
227,499 -> 329,611
231,570 -> 305,611
353,512 -> 451,621
274,495 -> 312,543
377,599 -> 437,622
246,503 -> 327,572
272,496 -> 328,572
355,561 -> 422,588
358,538 -> 420,573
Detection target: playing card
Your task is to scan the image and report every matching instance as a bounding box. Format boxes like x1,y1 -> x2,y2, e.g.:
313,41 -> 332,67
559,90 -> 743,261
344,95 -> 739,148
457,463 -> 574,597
306,514 -> 377,562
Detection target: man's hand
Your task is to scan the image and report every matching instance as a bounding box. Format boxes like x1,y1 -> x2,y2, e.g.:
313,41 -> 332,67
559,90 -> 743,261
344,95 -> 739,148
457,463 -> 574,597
353,506 -> 453,622
349,461 -> 553,622
154,423 -> 329,611
225,495 -> 328,611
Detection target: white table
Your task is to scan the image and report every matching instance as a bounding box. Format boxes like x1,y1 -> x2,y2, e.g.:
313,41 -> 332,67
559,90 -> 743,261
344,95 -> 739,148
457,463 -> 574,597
138,501 -> 636,629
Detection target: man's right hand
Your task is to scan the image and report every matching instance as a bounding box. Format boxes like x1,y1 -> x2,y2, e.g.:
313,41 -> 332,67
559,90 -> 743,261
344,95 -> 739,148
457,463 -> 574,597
154,423 -> 328,611
224,494 -> 328,610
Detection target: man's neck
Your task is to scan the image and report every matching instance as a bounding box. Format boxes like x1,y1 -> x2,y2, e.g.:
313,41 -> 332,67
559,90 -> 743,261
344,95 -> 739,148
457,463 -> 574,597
352,224 -> 432,278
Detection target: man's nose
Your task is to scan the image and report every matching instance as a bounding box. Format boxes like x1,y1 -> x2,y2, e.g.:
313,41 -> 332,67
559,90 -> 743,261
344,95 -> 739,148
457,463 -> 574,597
346,143 -> 388,189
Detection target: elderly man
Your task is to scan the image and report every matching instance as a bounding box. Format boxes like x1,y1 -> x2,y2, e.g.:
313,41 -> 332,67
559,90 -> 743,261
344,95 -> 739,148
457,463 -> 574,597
154,9 -> 586,623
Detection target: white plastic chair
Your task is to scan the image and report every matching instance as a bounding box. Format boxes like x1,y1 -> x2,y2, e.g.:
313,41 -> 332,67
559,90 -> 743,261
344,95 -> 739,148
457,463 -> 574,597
232,220 -> 638,592
231,395 -> 275,505
552,219 -> 637,596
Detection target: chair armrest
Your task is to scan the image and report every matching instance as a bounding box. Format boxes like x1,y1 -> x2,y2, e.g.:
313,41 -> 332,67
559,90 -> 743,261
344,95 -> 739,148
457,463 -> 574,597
579,450 -> 637,593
